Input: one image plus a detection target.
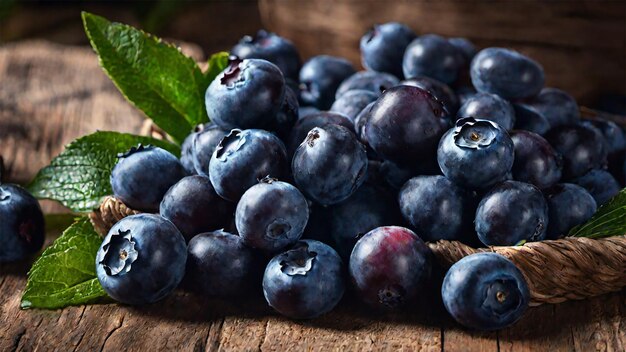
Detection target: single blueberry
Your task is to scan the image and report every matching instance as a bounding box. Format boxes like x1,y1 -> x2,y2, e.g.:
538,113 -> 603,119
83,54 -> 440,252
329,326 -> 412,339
360,22 -> 416,78
96,214 -> 187,305
400,76 -> 460,115
457,93 -> 515,130
209,129 -> 288,201
349,226 -> 432,310
572,169 -> 621,207
442,253 -> 529,331
544,183 -> 597,239
191,123 -> 228,177
510,130 -> 562,189
110,145 -> 186,212
160,175 -> 235,242
475,180 -> 549,246
206,57 -> 286,130
403,34 -> 465,84
524,88 -> 579,128
437,118 -> 514,190
263,240 -> 345,319
335,71 -> 400,99
330,89 -> 378,121
545,124 -> 607,180
299,55 -> 356,109
471,48 -> 544,100
292,124 -> 368,205
0,184 -> 45,262
512,103 -> 551,135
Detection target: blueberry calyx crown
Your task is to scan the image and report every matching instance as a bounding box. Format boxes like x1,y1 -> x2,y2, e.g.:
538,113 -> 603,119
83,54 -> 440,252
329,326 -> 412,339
377,284 -> 406,308
362,25 -> 379,45
481,278 -> 523,317
99,229 -> 139,276
220,56 -> 245,87
279,242 -> 317,276
259,175 -> 277,184
193,123 -> 206,133
305,129 -> 321,147
265,219 -> 292,240
117,144 -> 154,159
453,117 -> 499,150
214,129 -> 245,161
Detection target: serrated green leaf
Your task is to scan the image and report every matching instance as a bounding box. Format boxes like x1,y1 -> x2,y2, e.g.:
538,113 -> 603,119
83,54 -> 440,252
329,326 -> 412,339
21,218 -> 110,309
82,11 -> 208,142
28,131 -> 179,213
569,188 -> 626,239
204,51 -> 230,86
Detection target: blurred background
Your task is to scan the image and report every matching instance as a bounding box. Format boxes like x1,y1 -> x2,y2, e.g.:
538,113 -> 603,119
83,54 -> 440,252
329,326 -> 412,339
1,0 -> 624,108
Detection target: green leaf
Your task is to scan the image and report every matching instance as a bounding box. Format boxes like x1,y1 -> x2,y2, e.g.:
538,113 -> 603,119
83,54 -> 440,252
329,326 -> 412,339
569,188 -> 626,239
204,52 -> 230,87
82,11 -> 208,143
28,131 -> 179,213
21,218 -> 109,309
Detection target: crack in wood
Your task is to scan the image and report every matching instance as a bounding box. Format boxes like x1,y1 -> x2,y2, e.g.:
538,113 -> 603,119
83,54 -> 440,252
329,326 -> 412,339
204,317 -> 224,352
72,306 -> 88,352
99,313 -> 125,352
10,327 -> 26,352
257,319 -> 270,352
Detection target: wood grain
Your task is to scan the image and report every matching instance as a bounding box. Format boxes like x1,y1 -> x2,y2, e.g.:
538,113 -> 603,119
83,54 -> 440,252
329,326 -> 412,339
0,40 -> 624,352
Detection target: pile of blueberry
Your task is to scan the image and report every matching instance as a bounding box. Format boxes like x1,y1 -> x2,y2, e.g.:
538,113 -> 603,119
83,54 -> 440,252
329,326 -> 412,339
3,22 -> 623,331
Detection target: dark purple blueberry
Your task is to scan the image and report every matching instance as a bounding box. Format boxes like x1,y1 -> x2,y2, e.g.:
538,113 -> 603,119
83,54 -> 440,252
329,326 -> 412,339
0,184 -> 45,262
187,230 -> 260,296
572,169 -> 621,206
349,226 -> 431,310
512,103 -> 551,135
330,90 -> 378,121
581,119 -> 625,154
399,175 -> 472,242
442,253 -> 529,331
292,124 -> 368,205
471,48 -> 544,100
96,214 -> 187,305
364,86 -> 449,166
545,183 -> 597,239
205,58 -> 285,130
510,130 -> 562,189
209,129 -> 288,201
335,71 -> 400,99
360,22 -> 416,78
191,123 -> 228,177
475,180 -> 549,246
457,93 -> 515,130
160,175 -> 235,241
110,145 -> 186,212
231,30 -> 301,81
523,88 -> 579,128
329,184 -> 400,259
267,86 -> 299,140
402,34 -> 464,84
400,76 -> 460,115
263,240 -> 345,319
287,111 -> 354,157
299,55 -> 356,109
437,118 -> 514,190
235,179 -> 309,253
545,124 -> 607,180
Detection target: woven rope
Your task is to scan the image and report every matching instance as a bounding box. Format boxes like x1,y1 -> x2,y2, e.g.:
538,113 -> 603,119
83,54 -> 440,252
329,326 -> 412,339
89,196 -> 141,237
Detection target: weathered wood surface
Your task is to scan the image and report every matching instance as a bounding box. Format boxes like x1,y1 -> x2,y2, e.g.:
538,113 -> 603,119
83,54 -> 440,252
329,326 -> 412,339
0,41 -> 625,352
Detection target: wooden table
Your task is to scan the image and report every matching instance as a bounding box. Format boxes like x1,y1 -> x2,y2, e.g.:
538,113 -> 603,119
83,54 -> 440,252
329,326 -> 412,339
0,41 -> 624,352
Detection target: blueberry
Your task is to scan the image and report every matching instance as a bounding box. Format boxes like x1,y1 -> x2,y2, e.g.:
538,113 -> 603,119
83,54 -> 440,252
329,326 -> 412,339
544,183 -> 597,239
572,169 -> 621,206
471,48 -> 544,100
299,55 -> 356,109
330,90 -> 378,121
267,86 -> 299,140
364,86 -> 449,166
403,34 -> 464,84
0,184 -> 45,262
191,123 -> 228,177
180,128 -> 199,175
287,111 -> 354,157
448,37 -> 477,63
160,175 -> 234,241
335,71 -> 400,99
524,88 -> 579,128
231,30 -> 301,82
206,57 -> 285,130
456,86 -> 477,106
581,120 -> 625,154
263,240 -> 345,319
475,180 -> 548,246
110,145 -> 186,212
349,226 -> 431,309
438,118 -> 514,190
442,252 -> 529,331
379,160 -> 418,190
512,103 -> 551,135
400,76 -> 460,115
354,101 -> 376,143
360,22 -> 416,78
545,124 -> 607,179
329,184 -> 400,259
292,124 -> 368,205
96,214 -> 187,305
298,106 -> 320,119
457,93 -> 515,130
186,230 -> 259,296
510,130 -> 562,189
209,129 -> 288,201
236,178 -> 308,252
399,175 -> 472,242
